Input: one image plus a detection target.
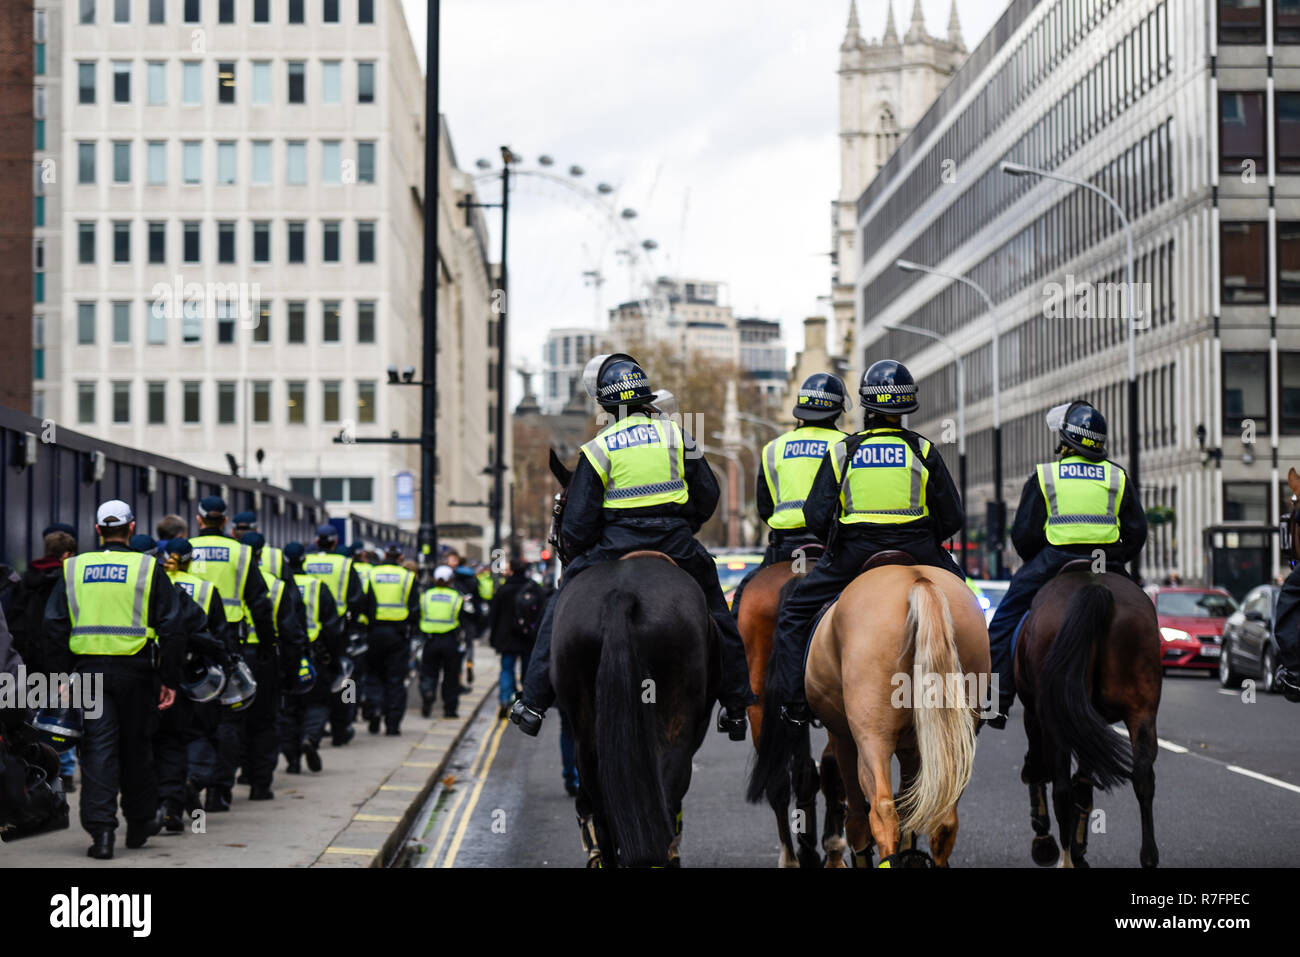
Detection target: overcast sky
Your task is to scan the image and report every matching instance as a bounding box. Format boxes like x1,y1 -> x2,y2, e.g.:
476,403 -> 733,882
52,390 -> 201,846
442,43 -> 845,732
402,0 -> 1007,404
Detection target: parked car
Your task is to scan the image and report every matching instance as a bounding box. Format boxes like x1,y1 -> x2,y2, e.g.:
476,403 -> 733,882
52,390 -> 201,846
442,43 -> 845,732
1219,584 -> 1284,692
713,551 -> 765,609
1143,586 -> 1237,674
967,579 -> 1010,625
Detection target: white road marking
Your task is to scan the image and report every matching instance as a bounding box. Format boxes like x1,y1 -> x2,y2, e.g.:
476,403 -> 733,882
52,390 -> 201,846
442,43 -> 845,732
1108,725 -> 1188,753
1107,725 -> 1300,794
1217,689 -> 1239,697
1226,765 -> 1300,795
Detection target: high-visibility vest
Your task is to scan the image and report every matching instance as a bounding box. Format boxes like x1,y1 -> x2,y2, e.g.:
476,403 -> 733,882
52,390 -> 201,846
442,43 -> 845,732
420,586 -> 464,634
353,562 -> 373,625
168,568 -> 217,618
65,551 -> 158,656
476,571 -> 495,600
828,429 -> 932,525
1035,455 -> 1124,546
260,546 -> 284,579
245,569 -> 284,645
369,564 -> 415,622
761,425 -> 843,530
304,552 -> 353,615
189,534 -> 255,623
579,413 -> 690,509
293,573 -> 323,644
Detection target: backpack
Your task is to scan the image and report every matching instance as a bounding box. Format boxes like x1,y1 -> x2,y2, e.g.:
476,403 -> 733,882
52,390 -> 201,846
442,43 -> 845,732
512,580 -> 546,639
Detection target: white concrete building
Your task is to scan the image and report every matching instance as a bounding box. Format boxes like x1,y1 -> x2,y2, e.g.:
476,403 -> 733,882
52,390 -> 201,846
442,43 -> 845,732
609,277 -> 739,365
540,326 -> 599,414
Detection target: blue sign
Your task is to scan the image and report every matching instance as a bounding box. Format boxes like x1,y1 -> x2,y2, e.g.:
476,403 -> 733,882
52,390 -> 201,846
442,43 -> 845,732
1060,463 -> 1105,480
193,546 -> 230,562
783,440 -> 828,459
83,564 -> 128,583
850,444 -> 906,468
395,471 -> 415,521
605,424 -> 661,451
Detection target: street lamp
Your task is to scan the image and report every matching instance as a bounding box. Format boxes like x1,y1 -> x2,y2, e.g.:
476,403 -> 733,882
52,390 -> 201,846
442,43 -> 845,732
1000,159 -> 1141,577
895,258 -> 1005,577
884,321 -> 968,573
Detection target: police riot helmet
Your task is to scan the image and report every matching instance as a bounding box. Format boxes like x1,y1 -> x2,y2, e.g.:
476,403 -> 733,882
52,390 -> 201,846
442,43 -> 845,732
28,707 -> 83,753
581,353 -> 653,410
794,372 -> 851,422
288,656 -> 316,696
179,655 -> 227,703
859,360 -> 919,416
1047,400 -> 1108,461
220,658 -> 258,710
329,656 -> 355,694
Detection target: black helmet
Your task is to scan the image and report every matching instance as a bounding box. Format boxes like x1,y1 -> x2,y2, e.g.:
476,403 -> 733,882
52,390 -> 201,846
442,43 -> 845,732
582,353 -> 653,409
859,359 -> 918,415
1051,400 -> 1108,461
793,372 -> 850,421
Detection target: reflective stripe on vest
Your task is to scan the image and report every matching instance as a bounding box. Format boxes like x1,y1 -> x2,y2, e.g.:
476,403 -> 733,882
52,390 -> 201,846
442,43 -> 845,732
260,546 -> 284,579
189,535 -> 253,623
420,587 -> 463,634
354,563 -> 373,625
246,570 -> 284,645
1036,456 -> 1124,546
580,414 -> 690,509
304,553 -> 352,615
168,569 -> 216,617
829,430 -> 931,525
370,565 -> 415,621
762,426 -> 842,530
66,551 -> 158,655
293,573 -> 323,643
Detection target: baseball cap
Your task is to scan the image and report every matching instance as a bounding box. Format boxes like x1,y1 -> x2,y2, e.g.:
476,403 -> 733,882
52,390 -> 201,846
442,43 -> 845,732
232,510 -> 258,527
165,538 -> 193,559
240,531 -> 266,551
95,500 -> 134,528
316,523 -> 338,539
198,495 -> 227,517
433,565 -> 453,582
43,522 -> 78,540
129,533 -> 156,553
284,542 -> 306,561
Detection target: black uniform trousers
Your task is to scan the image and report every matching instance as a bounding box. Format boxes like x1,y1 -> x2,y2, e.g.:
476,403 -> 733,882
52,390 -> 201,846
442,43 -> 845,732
279,679 -> 331,761
185,700 -> 222,790
364,626 -> 409,730
154,693 -> 197,809
216,644 -> 280,790
419,633 -> 463,716
77,659 -> 160,835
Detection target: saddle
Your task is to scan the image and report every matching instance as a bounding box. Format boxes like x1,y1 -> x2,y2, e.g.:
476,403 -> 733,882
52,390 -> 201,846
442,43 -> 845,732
620,550 -> 678,567
858,549 -> 918,575
1056,559 -> 1094,576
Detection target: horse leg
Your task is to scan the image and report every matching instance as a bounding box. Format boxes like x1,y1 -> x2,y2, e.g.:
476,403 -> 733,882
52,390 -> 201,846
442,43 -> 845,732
1023,702 -> 1059,867
863,739 -> 902,862
819,741 -> 848,868
1050,747 -> 1074,868
1127,710 -> 1160,869
791,732 -> 822,868
928,806 -> 959,868
575,736 -> 614,868
1068,767 -> 1095,869
829,731 -> 872,867
770,779 -> 798,868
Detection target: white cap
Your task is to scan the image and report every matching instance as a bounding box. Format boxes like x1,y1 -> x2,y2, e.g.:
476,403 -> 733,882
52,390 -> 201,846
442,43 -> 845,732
433,565 -> 453,582
96,500 -> 134,528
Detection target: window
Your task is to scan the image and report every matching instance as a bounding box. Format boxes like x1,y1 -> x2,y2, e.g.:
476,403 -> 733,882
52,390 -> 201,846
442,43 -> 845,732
288,62 -> 305,103
357,222 -> 375,262
78,142 -> 95,183
183,221 -> 200,262
183,381 -> 201,423
217,300 -> 236,343
218,382 -> 236,423
149,0 -> 165,23
287,221 -> 306,262
357,301 -> 375,343
217,61 -> 235,103
357,141 -> 375,183
113,222 -> 130,263
78,62 -> 95,104
35,196 -> 45,229
182,62 -> 201,104
218,0 -> 234,22
147,299 -> 166,343
78,223 -> 95,264
253,221 -> 270,262
1223,352 -> 1269,433
113,141 -> 130,183
290,477 -> 315,496
288,301 -> 306,342
357,62 -> 374,103
1220,92 -> 1266,173
322,222 -> 340,262
113,61 -> 130,103
252,140 -> 272,184
1224,483 -> 1269,522
320,477 -> 344,501
148,62 -> 166,104
1281,352 -> 1300,433
252,302 -> 270,342
112,382 -> 130,424
148,221 -> 165,263
183,295 -> 202,342
80,0 -> 95,24
357,380 -> 376,423
359,0 -> 373,22
254,0 -> 269,22
218,221 -> 236,263
287,381 -> 306,423
112,301 -> 131,343
147,141 -> 166,184
286,141 -> 306,184
252,61 -> 271,104
183,141 -> 202,184
322,61 -> 341,103
1277,93 -> 1300,173
184,0 -> 200,22
321,141 -> 341,183
288,0 -> 303,22
1221,222 -> 1268,303
217,141 -> 236,184
1219,0 -> 1265,43
252,381 -> 271,421
349,478 -> 373,502
33,238 -> 44,272
322,380 -> 340,421
78,302 -> 96,344
1279,0 -> 1300,43
1280,223 -> 1300,303
322,301 -> 340,341
324,0 -> 338,22
78,382 -> 95,424
114,0 -> 129,21
147,382 -> 166,424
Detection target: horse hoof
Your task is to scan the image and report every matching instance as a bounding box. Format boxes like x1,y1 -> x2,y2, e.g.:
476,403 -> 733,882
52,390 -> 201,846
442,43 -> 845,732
1031,834 -> 1060,867
824,851 -> 849,868
1140,848 -> 1159,869
797,848 -> 822,869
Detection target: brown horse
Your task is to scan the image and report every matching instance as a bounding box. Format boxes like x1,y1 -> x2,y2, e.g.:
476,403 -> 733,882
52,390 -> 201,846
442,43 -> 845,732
753,561 -> 989,867
736,561 -> 847,868
1017,566 -> 1162,868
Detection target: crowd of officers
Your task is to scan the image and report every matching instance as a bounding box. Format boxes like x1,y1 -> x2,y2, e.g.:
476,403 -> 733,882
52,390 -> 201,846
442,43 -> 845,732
0,495 -> 496,859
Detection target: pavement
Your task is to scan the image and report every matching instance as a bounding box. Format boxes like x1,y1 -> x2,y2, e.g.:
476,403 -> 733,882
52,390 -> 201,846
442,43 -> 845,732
0,649 -> 501,869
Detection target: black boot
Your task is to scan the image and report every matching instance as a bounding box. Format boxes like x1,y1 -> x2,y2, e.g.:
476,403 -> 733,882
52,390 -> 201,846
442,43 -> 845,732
303,740 -> 322,772
716,703 -> 748,741
87,830 -> 114,859
508,699 -> 543,736
126,809 -> 164,848
368,715 -> 382,735
1278,665 -> 1300,703
249,784 -> 274,801
183,779 -> 202,815
205,787 -> 231,813
421,697 -> 433,718
161,801 -> 185,833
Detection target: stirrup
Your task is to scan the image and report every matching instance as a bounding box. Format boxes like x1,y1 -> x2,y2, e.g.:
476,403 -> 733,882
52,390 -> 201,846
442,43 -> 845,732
779,701 -> 821,729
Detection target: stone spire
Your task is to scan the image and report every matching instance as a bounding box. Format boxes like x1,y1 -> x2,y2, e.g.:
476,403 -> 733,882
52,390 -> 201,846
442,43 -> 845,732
882,0 -> 898,45
904,0 -> 927,43
841,0 -> 865,52
947,0 -> 965,50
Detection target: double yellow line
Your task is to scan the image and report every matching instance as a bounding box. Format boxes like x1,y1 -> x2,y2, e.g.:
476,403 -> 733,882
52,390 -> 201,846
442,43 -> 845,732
424,715 -> 509,868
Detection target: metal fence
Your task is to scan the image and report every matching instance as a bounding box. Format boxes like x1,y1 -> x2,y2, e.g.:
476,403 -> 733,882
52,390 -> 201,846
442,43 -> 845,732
346,513 -> 418,551
1,404 -> 326,572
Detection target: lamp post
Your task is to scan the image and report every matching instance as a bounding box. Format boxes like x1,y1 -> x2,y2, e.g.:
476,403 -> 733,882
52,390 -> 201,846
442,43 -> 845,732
418,0 -> 440,576
884,321 -> 967,574
895,258 -> 1004,577
1000,160 -> 1141,577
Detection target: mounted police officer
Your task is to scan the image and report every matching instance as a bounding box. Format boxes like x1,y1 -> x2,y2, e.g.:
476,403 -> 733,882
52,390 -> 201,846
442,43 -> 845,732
731,372 -> 849,615
510,352 -> 756,740
365,545 -> 415,734
281,542 -> 345,769
770,360 -> 966,726
984,400 -> 1148,727
42,501 -> 185,859
420,565 -> 468,718
305,525 -> 365,745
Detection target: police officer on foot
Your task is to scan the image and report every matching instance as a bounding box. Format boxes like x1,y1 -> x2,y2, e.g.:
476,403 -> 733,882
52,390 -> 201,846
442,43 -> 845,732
420,566 -> 467,718
42,501 -> 185,859
305,525 -> 365,745
233,512 -> 285,579
282,542 -> 345,769
364,545 -> 415,734
984,400 -> 1147,727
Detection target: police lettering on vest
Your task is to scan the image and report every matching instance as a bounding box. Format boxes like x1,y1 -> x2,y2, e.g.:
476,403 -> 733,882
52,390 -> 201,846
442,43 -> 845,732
420,587 -> 463,634
83,564 -> 128,583
762,426 -> 841,531
370,565 -> 415,622
1036,455 -> 1124,546
188,535 -> 254,623
65,552 -> 159,656
580,413 -> 689,510
829,430 -> 931,526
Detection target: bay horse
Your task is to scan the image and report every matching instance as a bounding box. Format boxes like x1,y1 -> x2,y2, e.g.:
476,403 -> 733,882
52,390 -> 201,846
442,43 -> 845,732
1016,565 -> 1161,868
735,559 -> 847,867
750,558 -> 989,867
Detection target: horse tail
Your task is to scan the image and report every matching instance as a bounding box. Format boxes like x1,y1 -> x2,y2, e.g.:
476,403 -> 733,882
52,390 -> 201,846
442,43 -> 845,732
897,577 -> 977,838
1038,581 -> 1132,790
595,589 -> 672,866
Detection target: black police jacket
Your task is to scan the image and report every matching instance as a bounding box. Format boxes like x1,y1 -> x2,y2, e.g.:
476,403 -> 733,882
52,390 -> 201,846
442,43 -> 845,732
1009,462 -> 1147,564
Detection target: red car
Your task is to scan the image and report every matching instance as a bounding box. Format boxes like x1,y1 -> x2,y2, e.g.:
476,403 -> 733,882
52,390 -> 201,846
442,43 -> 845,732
1144,586 -> 1239,673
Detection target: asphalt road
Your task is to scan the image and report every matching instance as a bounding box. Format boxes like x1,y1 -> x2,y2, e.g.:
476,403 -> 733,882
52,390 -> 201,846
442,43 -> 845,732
409,669 -> 1300,868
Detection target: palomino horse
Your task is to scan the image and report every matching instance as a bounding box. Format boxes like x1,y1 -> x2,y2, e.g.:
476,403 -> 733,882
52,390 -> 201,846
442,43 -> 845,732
735,560 -> 847,867
1017,565 -> 1161,868
751,557 -> 989,867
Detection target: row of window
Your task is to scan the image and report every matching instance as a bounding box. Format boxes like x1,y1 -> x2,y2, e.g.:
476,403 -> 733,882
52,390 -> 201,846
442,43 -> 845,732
1224,351 -> 1300,434
289,476 -> 373,504
74,377 -> 378,428
75,59 -> 376,108
1219,91 -> 1300,173
76,0 -> 376,27
1221,220 -> 1300,303
70,139 -> 377,187
1218,0 -> 1300,44
68,219 -> 378,267
66,299 -> 379,347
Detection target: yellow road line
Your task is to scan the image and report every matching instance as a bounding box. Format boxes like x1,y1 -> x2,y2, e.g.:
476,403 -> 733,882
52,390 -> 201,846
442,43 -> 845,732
424,720 -> 499,867
403,761 -> 439,767
324,846 -> 378,856
354,813 -> 402,822
442,719 -> 509,868
380,784 -> 422,792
